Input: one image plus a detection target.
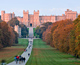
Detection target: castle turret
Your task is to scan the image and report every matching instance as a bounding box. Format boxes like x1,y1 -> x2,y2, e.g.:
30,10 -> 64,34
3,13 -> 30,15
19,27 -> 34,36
65,9 -> 78,20
34,10 -> 39,27
1,11 -> 5,21
23,10 -> 29,26
1,11 -> 15,22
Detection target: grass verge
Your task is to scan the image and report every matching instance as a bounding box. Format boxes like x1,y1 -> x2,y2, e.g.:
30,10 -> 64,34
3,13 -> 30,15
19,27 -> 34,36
26,39 -> 80,65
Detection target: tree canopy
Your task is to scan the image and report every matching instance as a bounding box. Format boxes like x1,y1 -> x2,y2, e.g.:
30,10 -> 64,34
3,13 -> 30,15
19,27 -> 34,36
8,17 -> 19,27
0,21 -> 18,49
41,18 -> 80,58
8,18 -> 28,38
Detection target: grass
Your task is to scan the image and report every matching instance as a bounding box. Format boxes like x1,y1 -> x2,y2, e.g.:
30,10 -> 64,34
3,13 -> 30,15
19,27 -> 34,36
26,39 -> 80,65
18,38 -> 28,46
33,28 -> 39,38
0,38 -> 28,64
33,28 -> 36,36
27,28 -> 29,31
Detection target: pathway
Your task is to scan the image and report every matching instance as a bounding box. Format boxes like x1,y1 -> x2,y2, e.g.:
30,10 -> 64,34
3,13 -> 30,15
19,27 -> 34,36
29,27 -> 33,38
7,27 -> 33,65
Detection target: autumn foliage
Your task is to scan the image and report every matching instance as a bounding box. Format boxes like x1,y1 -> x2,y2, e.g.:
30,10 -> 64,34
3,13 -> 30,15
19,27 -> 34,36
0,21 -> 18,49
42,16 -> 80,58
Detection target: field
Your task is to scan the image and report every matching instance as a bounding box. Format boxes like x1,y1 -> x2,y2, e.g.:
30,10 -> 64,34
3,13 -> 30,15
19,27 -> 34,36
0,38 -> 28,64
26,39 -> 80,65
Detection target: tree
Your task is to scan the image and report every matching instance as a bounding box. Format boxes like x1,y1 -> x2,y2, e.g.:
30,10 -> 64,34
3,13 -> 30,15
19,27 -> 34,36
8,17 -> 19,27
8,18 -> 28,38
19,24 -> 28,38
35,22 -> 52,38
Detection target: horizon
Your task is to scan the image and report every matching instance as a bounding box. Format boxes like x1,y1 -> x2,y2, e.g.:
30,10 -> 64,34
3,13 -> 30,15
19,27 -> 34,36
0,0 -> 80,16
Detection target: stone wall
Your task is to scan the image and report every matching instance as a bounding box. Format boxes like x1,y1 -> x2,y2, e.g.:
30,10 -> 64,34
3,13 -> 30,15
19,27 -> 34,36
1,9 -> 78,27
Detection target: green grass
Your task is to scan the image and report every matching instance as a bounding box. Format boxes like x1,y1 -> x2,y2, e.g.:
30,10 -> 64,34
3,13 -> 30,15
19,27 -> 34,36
0,38 -> 29,64
26,39 -> 80,65
27,28 -> 29,31
18,38 -> 28,46
6,51 -> 23,64
33,28 -> 36,36
33,28 -> 39,38
6,38 -> 29,64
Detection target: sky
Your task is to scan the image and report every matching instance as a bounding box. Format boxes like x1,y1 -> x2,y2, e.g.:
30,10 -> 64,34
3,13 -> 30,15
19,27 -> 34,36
0,0 -> 80,16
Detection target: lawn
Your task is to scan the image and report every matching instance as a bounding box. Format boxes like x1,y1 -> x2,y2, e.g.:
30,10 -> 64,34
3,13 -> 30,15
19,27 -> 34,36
26,39 -> 80,65
33,28 -> 36,36
0,38 -> 29,64
18,38 -> 28,46
33,28 -> 39,38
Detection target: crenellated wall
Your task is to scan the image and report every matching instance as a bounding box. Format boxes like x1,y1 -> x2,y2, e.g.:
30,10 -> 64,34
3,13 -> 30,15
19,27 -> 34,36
1,9 -> 78,27
1,11 -> 15,23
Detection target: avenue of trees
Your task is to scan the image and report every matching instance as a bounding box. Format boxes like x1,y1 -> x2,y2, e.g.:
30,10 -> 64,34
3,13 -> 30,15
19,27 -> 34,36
8,18 -> 28,38
36,15 -> 80,58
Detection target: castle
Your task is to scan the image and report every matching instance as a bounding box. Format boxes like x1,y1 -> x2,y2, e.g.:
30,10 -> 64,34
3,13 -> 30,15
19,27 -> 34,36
1,11 -> 15,22
1,9 -> 78,27
14,25 -> 21,38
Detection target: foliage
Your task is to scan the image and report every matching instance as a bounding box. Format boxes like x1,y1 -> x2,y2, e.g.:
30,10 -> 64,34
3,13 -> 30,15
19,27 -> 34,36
8,18 -> 28,38
71,15 -> 80,57
8,17 -> 19,27
35,22 -> 52,38
0,21 -> 18,48
0,22 -> 11,47
19,24 -> 28,38
42,16 -> 80,58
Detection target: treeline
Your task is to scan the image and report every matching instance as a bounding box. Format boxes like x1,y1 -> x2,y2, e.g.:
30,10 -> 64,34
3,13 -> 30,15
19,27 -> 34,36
36,15 -> 80,58
35,22 -> 52,38
8,18 -> 28,38
0,21 -> 18,49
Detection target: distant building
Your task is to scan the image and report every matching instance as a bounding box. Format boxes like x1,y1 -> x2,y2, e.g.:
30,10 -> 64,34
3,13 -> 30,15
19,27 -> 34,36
14,25 -> 21,37
1,9 -> 78,27
1,11 -> 15,22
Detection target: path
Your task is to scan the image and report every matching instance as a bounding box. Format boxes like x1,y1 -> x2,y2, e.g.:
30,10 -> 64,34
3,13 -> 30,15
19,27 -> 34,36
7,27 -> 33,65
29,27 -> 33,38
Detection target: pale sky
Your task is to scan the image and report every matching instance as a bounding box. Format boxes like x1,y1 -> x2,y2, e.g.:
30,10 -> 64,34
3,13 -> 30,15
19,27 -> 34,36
0,0 -> 80,16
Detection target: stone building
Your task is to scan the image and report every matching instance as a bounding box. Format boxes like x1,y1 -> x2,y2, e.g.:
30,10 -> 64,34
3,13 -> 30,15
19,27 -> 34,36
1,11 -> 15,22
17,9 -> 78,27
14,25 -> 21,37
1,9 -> 78,27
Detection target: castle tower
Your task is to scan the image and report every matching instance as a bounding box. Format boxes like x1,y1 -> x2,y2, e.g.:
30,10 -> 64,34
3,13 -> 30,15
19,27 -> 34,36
14,25 -> 21,37
1,11 -> 5,21
4,13 -> 12,22
65,9 -> 78,21
34,10 -> 40,27
23,10 -> 29,26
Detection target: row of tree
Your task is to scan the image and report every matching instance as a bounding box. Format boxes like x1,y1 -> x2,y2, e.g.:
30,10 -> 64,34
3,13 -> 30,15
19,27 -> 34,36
0,21 -> 18,49
36,15 -> 80,58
